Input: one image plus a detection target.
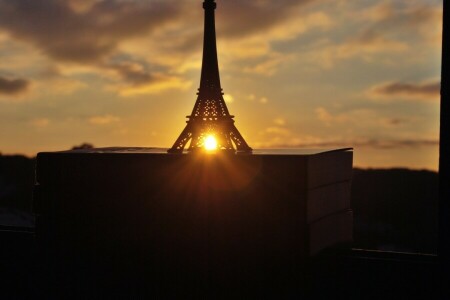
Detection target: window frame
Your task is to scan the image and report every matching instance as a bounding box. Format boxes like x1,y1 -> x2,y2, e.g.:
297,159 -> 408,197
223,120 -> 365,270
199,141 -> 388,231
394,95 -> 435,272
438,0 -> 449,278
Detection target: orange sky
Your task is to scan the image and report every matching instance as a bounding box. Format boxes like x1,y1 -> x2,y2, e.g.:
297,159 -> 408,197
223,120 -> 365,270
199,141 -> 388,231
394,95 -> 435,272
0,0 -> 443,170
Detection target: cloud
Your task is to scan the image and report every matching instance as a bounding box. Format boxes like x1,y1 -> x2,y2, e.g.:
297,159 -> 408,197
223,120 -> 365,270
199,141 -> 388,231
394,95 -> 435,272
112,74 -> 192,97
220,9 -> 331,75
0,0 -> 195,97
88,114 -> 120,125
261,138 -> 439,150
358,1 -> 441,34
242,53 -> 287,76
314,106 -> 417,130
315,107 -> 348,124
47,78 -> 87,95
260,97 -> 268,104
67,0 -> 101,13
116,0 -> 320,81
37,67 -> 87,95
216,0 -> 316,39
246,94 -> 269,104
310,29 -> 409,68
315,106 -> 372,126
0,0 -> 320,67
304,1 -> 441,68
379,117 -> 413,127
107,61 -> 157,85
0,0 -> 330,96
355,1 -> 443,47
255,117 -> 293,148
0,76 -> 30,95
0,0 -> 181,63
369,80 -> 440,101
30,118 -> 50,128
248,94 -> 256,101
93,60 -> 191,96
273,118 -> 286,126
348,28 -> 408,54
265,126 -> 290,136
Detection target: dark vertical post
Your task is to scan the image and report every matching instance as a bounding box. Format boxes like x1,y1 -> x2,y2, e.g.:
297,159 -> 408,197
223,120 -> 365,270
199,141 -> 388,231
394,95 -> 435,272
439,0 -> 449,296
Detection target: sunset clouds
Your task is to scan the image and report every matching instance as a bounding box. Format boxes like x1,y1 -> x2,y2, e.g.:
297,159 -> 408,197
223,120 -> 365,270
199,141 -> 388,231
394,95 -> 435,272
0,0 -> 442,170
0,0 -> 180,63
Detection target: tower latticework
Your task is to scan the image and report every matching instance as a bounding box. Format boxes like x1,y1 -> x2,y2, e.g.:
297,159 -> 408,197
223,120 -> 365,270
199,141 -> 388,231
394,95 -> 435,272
168,0 -> 252,153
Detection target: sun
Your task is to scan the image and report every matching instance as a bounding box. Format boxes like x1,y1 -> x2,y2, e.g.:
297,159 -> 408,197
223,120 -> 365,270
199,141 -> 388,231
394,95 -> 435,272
204,135 -> 218,151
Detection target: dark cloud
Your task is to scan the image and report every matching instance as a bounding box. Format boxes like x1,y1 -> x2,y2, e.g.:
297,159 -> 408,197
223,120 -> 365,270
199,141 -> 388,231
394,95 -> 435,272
372,81 -> 440,99
0,0 -> 182,63
354,29 -> 383,45
0,0 -> 316,63
108,61 -> 157,86
0,0 -> 321,95
386,118 -> 405,126
103,60 -> 190,96
0,76 -> 30,95
146,0 -> 316,58
217,0 -> 313,38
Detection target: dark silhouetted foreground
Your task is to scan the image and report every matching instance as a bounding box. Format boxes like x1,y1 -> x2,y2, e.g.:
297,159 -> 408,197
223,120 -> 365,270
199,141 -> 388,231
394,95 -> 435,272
0,152 -> 440,298
0,154 -> 438,252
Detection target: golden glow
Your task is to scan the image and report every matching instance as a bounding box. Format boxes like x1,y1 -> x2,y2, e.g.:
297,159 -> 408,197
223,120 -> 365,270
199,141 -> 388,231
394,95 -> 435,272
204,135 -> 218,151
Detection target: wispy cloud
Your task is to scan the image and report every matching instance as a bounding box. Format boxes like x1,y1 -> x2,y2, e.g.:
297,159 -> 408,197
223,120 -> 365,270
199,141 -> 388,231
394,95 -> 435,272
247,94 -> 269,104
255,117 -> 293,148
304,1 -> 441,68
111,75 -> 192,97
315,107 -> 349,124
241,54 -> 288,76
314,107 -> 390,128
357,1 -> 442,41
30,118 -> 50,128
221,10 -> 331,74
273,118 -> 286,126
368,80 -> 440,101
88,114 -> 120,125
309,29 -> 409,68
262,138 -> 438,149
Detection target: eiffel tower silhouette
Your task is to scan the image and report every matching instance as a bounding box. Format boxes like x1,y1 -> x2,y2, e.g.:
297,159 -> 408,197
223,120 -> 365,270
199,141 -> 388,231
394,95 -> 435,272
168,0 -> 252,154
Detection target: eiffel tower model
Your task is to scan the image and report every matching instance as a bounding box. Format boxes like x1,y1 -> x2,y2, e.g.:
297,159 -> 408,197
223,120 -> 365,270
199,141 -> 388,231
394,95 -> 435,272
168,0 -> 252,154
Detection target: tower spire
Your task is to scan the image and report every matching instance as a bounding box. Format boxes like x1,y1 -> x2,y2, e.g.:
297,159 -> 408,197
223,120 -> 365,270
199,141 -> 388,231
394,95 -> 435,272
199,0 -> 221,94
168,0 -> 252,153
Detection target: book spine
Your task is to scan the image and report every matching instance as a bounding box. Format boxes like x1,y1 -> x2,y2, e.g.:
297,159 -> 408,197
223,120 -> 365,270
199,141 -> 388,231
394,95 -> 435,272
306,181 -> 352,223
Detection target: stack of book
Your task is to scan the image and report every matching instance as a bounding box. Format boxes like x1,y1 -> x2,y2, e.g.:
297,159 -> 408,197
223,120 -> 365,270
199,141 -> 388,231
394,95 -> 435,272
34,147 -> 353,295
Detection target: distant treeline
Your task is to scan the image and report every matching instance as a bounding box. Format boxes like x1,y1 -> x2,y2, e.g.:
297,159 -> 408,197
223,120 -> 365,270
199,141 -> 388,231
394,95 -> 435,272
0,154 -> 439,253
352,168 -> 438,253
